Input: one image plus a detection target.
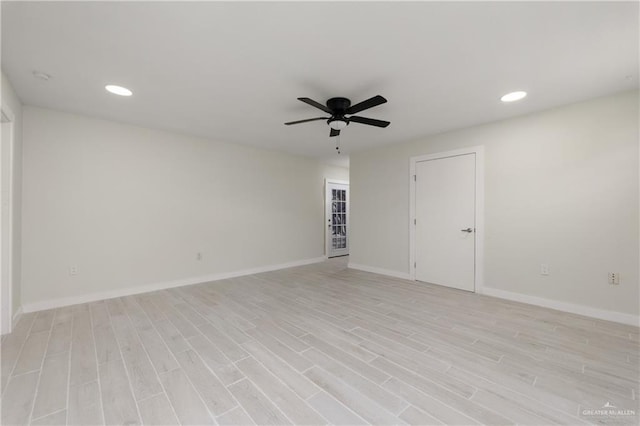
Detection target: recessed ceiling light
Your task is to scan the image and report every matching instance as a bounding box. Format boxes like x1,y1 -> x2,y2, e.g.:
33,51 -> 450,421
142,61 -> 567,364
501,91 -> 527,102
105,85 -> 133,96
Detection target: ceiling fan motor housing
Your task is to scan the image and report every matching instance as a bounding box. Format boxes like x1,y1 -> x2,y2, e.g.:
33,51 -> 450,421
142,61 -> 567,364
326,97 -> 351,114
327,97 -> 350,128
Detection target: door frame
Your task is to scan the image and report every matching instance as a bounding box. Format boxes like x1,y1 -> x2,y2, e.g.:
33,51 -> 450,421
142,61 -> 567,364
409,146 -> 485,293
1,103 -> 15,334
324,179 -> 349,258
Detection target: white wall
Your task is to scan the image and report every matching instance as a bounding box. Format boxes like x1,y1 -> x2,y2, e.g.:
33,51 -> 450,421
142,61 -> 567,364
1,71 -> 23,318
350,90 -> 639,318
21,106 -> 347,309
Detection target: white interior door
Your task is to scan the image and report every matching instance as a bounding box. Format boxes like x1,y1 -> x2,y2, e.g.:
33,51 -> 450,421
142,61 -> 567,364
415,153 -> 476,291
326,181 -> 349,258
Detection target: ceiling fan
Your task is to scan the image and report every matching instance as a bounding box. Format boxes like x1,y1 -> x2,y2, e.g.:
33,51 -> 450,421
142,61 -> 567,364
284,95 -> 390,137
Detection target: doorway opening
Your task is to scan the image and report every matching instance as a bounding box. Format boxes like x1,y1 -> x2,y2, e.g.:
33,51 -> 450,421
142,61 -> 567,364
1,106 -> 15,334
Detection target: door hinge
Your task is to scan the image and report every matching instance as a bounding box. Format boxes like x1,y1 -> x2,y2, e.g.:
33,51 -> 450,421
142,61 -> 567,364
414,262 -> 416,268
414,218 -> 416,225
413,175 -> 416,181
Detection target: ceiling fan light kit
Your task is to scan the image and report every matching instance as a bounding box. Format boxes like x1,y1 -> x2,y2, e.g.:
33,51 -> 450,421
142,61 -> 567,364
329,119 -> 348,130
285,95 -> 390,143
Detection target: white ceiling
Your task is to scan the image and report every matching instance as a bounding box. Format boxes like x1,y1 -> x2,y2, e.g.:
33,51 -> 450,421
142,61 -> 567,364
2,1 -> 638,167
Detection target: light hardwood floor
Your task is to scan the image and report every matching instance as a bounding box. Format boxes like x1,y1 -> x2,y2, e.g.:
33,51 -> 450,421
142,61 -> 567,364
1,257 -> 638,425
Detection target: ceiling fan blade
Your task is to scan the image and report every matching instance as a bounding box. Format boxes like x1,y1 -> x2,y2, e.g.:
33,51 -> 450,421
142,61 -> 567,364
348,116 -> 390,128
298,97 -> 332,114
284,117 -> 328,125
330,128 -> 340,137
346,95 -> 387,114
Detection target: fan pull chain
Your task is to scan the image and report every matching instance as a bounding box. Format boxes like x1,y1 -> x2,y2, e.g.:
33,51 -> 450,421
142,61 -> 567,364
335,134 -> 341,154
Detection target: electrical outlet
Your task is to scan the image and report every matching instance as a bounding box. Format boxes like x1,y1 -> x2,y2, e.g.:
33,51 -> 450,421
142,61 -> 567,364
608,272 -> 620,285
540,263 -> 549,276
69,265 -> 78,276
196,252 -> 202,261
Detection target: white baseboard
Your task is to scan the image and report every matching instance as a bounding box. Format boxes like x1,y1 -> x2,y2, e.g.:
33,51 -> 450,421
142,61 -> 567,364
347,263 -> 637,327
20,256 -> 637,328
482,287 -> 639,327
1,306 -> 23,335
12,306 -> 23,327
21,256 -> 326,314
347,263 -> 411,280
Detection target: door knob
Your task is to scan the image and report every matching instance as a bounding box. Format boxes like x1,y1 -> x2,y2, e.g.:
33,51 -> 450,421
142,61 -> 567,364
460,228 -> 473,233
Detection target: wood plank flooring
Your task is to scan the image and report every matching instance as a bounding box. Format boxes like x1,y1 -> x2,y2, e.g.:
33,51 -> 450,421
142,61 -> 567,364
1,257 -> 638,425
